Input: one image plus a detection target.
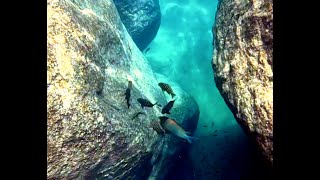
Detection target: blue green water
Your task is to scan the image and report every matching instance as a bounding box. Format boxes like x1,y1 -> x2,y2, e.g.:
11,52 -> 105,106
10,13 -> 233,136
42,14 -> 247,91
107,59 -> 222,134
144,0 -> 256,179
145,0 -> 238,133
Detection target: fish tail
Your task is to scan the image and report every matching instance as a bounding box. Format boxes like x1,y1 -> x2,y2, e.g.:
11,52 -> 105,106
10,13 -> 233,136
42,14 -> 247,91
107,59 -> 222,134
171,93 -> 176,98
153,102 -> 158,106
185,135 -> 199,144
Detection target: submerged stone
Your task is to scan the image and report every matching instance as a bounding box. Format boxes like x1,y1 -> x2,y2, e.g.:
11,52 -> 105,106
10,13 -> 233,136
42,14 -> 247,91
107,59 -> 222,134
113,0 -> 161,51
47,0 -> 166,179
47,0 -> 198,179
212,0 -> 273,167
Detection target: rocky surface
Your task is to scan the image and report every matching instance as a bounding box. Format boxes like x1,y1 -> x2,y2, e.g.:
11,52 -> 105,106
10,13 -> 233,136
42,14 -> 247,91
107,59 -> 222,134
47,0 -> 164,179
212,0 -> 273,166
148,73 -> 200,180
47,0 -> 198,179
113,0 -> 161,51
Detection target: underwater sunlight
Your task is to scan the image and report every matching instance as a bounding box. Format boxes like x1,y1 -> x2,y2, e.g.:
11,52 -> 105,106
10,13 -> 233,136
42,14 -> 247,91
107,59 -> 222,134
145,0 -> 257,179
47,0 -> 273,179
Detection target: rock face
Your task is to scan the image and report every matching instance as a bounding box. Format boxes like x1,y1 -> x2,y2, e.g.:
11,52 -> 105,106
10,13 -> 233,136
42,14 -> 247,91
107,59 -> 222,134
212,0 -> 273,166
148,73 -> 200,180
47,0 -> 198,179
47,0 -> 164,179
113,0 -> 161,51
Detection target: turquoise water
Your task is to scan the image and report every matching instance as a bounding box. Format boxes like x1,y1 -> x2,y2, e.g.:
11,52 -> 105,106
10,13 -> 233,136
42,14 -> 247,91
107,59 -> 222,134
144,0 -> 255,179
145,0 -> 236,133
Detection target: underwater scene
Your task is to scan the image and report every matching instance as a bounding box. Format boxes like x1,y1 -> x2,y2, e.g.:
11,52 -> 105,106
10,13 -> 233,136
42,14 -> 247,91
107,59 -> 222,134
47,0 -> 273,179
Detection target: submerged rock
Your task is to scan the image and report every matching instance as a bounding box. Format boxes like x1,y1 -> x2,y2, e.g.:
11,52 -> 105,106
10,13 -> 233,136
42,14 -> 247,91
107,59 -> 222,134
47,0 -> 167,179
113,0 -> 161,51
212,0 -> 273,166
148,73 -> 200,180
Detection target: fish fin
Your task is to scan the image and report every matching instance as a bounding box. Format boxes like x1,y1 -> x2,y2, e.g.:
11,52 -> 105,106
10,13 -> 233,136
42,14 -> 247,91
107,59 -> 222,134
167,112 -> 170,114
153,102 -> 158,106
186,136 -> 199,144
171,119 -> 179,124
171,93 -> 176,98
186,131 -> 191,135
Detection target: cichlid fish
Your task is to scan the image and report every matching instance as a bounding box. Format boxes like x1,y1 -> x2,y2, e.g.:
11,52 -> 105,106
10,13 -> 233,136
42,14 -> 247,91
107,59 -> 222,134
137,98 -> 158,108
144,47 -> 151,53
159,116 -> 198,143
150,120 -> 166,135
124,81 -> 132,108
158,82 -> 176,98
161,99 -> 176,114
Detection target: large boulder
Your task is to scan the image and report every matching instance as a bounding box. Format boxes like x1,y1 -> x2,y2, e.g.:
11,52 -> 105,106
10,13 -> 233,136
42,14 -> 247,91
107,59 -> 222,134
148,73 -> 200,180
47,0 -> 167,179
212,0 -> 273,166
113,0 -> 161,51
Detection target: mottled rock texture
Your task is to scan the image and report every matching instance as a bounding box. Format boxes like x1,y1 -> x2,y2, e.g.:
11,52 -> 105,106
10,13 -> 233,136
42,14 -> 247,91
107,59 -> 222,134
113,0 -> 161,51
148,73 -> 200,180
212,0 -> 273,166
47,0 -> 164,179
47,0 -> 198,179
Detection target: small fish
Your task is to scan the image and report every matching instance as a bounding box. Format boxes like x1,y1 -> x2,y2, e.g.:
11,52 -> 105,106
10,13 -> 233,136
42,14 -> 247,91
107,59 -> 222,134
203,125 -> 208,127
161,99 -> 176,114
158,116 -> 170,123
212,134 -> 218,136
137,98 -> 158,108
144,47 -> 150,53
158,82 -> 176,98
132,112 -> 145,120
124,89 -> 130,108
214,129 -> 218,133
211,121 -> 214,128
124,81 -> 132,108
159,116 -> 199,143
149,120 -> 166,135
